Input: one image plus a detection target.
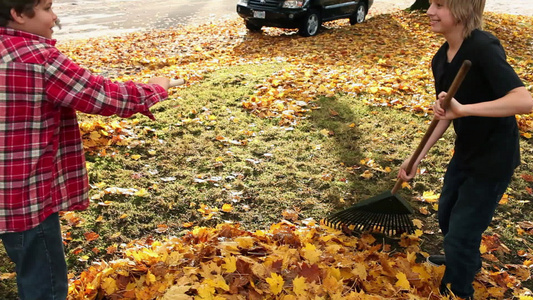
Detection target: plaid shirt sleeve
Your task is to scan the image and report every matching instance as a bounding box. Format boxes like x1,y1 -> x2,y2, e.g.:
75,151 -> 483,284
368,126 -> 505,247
45,49 -> 168,120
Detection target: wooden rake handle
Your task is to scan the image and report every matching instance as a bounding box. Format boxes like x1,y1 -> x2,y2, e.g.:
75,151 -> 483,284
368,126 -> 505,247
391,60 -> 472,194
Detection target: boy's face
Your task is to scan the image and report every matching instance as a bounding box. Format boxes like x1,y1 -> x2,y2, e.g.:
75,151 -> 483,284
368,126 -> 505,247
14,0 -> 57,39
427,0 -> 457,36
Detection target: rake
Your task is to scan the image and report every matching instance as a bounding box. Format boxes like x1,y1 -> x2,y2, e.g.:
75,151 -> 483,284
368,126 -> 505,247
323,60 -> 472,236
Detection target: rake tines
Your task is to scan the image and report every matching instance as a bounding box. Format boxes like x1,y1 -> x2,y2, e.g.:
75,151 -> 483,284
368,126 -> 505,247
322,191 -> 416,236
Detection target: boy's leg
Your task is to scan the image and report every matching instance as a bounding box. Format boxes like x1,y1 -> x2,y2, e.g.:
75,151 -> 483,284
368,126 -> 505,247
440,175 -> 511,298
0,213 -> 68,300
438,157 -> 463,236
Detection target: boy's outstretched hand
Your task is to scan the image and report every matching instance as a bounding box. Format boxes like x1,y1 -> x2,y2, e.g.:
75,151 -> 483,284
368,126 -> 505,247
148,77 -> 171,90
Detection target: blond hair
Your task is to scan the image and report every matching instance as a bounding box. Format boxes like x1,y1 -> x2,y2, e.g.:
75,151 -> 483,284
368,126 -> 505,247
445,0 -> 486,37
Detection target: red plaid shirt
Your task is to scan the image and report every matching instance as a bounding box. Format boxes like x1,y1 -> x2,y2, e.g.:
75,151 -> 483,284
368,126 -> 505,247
0,28 -> 168,233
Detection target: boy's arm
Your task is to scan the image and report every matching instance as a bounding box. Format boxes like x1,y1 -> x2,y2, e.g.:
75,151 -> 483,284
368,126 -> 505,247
44,50 -> 169,120
435,87 -> 533,119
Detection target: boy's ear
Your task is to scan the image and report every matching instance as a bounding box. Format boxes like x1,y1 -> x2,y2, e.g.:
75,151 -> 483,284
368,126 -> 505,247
9,8 -> 26,25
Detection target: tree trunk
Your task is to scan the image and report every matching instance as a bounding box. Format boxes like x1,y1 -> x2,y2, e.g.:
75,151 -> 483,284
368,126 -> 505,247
409,0 -> 429,10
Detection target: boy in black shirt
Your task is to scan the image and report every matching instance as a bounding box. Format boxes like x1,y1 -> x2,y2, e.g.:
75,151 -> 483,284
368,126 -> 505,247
397,0 -> 533,298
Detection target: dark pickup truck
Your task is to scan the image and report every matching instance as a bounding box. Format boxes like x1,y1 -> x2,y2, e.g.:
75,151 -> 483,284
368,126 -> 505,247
237,0 -> 373,36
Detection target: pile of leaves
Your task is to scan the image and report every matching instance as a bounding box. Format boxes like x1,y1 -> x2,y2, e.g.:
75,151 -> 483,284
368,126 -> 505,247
68,221 -> 531,299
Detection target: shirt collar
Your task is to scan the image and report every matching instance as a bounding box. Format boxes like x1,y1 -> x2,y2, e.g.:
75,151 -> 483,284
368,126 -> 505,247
0,27 -> 57,46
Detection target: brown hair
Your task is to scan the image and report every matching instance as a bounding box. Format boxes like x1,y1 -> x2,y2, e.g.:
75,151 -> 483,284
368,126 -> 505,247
446,0 -> 486,38
0,0 -> 40,27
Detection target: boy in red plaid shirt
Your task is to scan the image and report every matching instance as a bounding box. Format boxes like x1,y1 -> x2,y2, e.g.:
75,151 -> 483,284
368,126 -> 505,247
0,0 -> 173,298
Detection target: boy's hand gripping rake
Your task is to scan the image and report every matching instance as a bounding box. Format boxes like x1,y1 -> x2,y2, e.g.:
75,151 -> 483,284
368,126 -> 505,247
322,60 -> 472,236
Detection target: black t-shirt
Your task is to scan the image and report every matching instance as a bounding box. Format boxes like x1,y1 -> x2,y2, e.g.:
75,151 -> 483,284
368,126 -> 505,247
431,29 -> 524,179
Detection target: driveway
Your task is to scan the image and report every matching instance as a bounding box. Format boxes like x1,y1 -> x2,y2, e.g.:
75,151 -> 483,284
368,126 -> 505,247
53,0 -> 533,41
54,0 -> 237,40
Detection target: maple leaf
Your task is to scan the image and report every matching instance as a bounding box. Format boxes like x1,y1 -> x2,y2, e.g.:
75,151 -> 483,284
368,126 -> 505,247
84,231 -> 99,242
292,276 -> 307,296
352,263 -> 368,280
161,285 -> 193,300
266,272 -> 284,295
102,277 -> 117,295
301,243 -> 322,264
395,272 -> 411,290
222,256 -> 237,273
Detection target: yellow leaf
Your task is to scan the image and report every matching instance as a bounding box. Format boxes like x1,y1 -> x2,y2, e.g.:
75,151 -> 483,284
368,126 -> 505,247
221,203 -> 233,213
352,263 -> 367,279
292,276 -> 307,296
421,191 -> 439,203
395,272 -> 410,290
94,182 -> 106,189
134,188 -> 149,197
412,219 -> 423,229
197,284 -> 216,299
266,273 -> 284,295
406,251 -> 417,263
146,272 -> 156,285
412,265 -> 431,281
301,243 -> 321,264
131,154 -> 141,160
205,275 -> 229,291
222,256 -> 237,273
161,285 -> 193,300
499,194 -> 509,204
360,170 -> 373,179
102,277 -> 117,295
235,236 -> 255,249
89,131 -> 101,140
323,275 -> 341,293
0,273 -> 16,280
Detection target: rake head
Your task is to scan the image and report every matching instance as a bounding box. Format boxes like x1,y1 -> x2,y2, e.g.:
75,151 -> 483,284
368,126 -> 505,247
322,191 -> 416,236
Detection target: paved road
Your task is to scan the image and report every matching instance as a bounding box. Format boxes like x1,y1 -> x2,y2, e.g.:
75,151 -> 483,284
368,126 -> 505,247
53,0 -> 533,41
54,0 -> 237,40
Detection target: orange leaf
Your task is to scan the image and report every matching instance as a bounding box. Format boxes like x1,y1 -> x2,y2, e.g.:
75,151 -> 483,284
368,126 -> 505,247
84,231 -> 99,242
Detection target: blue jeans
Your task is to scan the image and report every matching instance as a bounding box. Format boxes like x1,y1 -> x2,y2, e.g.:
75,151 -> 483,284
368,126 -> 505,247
0,213 -> 68,300
438,157 -> 511,298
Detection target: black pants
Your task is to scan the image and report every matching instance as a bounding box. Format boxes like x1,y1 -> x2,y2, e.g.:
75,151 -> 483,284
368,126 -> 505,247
438,157 -> 511,298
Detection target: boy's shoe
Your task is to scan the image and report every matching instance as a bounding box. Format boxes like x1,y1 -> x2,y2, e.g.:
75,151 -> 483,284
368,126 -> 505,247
426,255 -> 446,267
440,283 -> 474,300
426,254 -> 482,273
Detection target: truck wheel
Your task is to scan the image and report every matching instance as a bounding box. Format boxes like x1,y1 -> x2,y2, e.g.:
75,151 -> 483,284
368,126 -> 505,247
299,10 -> 321,37
349,2 -> 367,25
245,21 -> 262,32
